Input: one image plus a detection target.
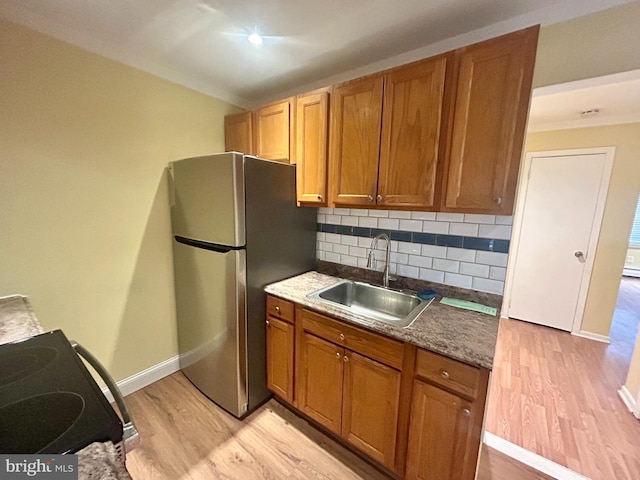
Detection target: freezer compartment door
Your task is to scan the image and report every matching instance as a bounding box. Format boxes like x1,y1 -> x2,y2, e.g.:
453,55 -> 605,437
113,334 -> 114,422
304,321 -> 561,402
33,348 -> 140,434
173,238 -> 247,417
169,153 -> 245,247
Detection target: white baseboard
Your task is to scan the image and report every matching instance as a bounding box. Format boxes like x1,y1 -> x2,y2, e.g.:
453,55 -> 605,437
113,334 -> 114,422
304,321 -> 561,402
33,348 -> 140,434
618,385 -> 640,419
101,355 -> 180,403
572,330 -> 610,344
483,432 -> 589,480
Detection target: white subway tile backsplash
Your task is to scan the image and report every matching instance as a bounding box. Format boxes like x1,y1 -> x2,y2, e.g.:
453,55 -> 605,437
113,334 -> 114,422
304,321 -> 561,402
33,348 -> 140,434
478,224 -> 512,240
421,244 -> 447,258
495,215 -> 513,225
358,216 -> 378,228
464,214 -> 495,224
318,241 -> 332,252
446,247 -> 476,262
358,237 -> 372,248
340,255 -> 358,266
378,218 -> 400,230
333,208 -> 351,215
349,246 -> 367,258
368,209 -> 389,218
317,250 -> 325,261
317,232 -> 326,242
350,209 -> 369,216
325,233 -> 341,244
391,252 -> 409,264
460,262 -> 490,278
333,243 -> 349,255
489,266 -> 507,281
476,251 -> 509,267
357,257 -> 369,268
388,211 -> 412,219
423,221 -> 449,234
325,252 -> 341,263
408,255 -> 433,268
341,236 -> 359,246
398,242 -> 421,255
436,213 -> 464,222
399,219 -> 423,232
326,214 -> 341,224
397,264 -> 420,278
449,222 -> 479,237
318,213 -> 327,223
419,269 -> 444,283
433,258 -> 460,273
389,264 -> 398,275
444,272 -> 473,289
341,215 -> 359,226
410,211 -> 437,220
318,207 -> 333,215
472,277 -> 504,295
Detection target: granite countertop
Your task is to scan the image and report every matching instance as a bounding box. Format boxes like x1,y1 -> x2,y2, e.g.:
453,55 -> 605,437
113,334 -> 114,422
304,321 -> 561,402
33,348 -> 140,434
0,295 -> 132,480
265,271 -> 500,370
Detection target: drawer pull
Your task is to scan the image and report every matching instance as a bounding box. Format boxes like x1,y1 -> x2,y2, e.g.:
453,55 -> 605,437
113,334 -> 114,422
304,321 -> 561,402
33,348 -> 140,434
336,352 -> 341,359
266,320 -> 270,325
441,370 -> 450,379
275,306 -> 280,313
462,408 -> 471,416
343,355 -> 349,363
339,333 -> 345,341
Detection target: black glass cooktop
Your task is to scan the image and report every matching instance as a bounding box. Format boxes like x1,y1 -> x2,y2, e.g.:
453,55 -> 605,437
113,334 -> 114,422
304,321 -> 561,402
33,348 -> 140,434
0,330 -> 123,454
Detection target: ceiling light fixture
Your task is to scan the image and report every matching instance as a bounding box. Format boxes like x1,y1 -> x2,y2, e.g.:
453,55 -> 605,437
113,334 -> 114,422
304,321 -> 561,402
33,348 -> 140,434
248,32 -> 263,45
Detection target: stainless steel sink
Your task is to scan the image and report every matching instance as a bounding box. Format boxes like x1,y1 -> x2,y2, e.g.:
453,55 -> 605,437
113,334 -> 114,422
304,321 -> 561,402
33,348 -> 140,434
307,280 -> 432,328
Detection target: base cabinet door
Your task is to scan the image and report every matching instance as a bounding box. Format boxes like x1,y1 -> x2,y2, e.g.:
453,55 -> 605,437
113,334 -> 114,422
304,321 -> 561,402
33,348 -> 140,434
297,333 -> 344,434
405,381 -> 475,480
266,316 -> 294,403
341,351 -> 401,469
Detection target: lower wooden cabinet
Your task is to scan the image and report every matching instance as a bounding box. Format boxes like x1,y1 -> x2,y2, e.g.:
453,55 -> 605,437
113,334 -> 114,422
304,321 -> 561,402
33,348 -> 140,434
265,315 -> 294,403
264,295 -> 489,479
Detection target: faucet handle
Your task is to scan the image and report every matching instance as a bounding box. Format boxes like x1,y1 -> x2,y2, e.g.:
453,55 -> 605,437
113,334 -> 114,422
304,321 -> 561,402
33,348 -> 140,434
366,250 -> 376,269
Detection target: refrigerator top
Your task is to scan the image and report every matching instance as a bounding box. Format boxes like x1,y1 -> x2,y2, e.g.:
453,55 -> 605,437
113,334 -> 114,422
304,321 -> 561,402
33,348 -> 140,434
170,152 -> 246,247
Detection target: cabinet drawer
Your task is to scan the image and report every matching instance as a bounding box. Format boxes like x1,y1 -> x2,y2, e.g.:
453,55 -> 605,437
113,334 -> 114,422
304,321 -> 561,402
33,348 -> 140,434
266,296 -> 294,324
300,308 -> 403,370
415,348 -> 480,400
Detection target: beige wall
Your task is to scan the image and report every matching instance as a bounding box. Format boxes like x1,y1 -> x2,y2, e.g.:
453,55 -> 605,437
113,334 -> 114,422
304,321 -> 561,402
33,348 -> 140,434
525,123 -> 640,337
533,1 -> 640,89
626,248 -> 640,269
0,18 -> 240,382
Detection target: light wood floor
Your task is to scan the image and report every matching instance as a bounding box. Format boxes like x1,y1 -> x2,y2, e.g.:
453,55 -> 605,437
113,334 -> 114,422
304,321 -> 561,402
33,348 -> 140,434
124,372 -> 552,480
486,277 -> 640,480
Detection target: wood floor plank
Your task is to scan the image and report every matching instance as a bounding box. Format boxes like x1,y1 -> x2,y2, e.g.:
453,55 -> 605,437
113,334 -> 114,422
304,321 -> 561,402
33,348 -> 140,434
486,277 -> 640,480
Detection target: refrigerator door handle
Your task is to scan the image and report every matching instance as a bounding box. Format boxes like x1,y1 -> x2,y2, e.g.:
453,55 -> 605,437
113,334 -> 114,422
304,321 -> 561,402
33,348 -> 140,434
174,236 -> 245,253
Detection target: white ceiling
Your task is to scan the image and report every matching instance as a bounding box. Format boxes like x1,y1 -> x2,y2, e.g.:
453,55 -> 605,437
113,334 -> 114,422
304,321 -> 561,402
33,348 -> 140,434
0,0 -> 636,107
528,70 -> 640,132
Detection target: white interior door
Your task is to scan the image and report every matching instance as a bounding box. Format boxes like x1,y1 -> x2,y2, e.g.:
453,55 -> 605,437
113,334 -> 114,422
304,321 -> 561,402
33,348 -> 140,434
508,150 -> 612,332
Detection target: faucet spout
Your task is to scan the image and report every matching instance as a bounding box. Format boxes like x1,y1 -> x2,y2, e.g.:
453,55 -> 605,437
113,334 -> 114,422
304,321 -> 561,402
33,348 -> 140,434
368,233 -> 392,288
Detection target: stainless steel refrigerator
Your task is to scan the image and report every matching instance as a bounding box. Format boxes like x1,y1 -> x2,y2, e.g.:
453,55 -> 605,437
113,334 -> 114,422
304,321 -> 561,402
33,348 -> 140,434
168,152 -> 316,417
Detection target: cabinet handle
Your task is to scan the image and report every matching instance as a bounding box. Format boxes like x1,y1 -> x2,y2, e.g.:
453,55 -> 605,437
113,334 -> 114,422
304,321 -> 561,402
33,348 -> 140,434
339,333 -> 345,341
343,355 -> 349,363
376,194 -> 382,202
317,195 -> 323,201
275,306 -> 280,313
462,408 -> 471,416
441,370 -> 450,379
367,195 -> 374,202
336,352 -> 341,359
266,320 -> 270,325
494,197 -> 502,205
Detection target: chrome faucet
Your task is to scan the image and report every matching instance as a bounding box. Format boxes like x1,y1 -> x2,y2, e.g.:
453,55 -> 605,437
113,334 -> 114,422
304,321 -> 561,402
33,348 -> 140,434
367,233 -> 394,288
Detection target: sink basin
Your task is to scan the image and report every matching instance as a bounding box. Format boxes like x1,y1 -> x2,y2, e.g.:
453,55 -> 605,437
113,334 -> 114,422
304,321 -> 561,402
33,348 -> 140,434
307,280 -> 432,328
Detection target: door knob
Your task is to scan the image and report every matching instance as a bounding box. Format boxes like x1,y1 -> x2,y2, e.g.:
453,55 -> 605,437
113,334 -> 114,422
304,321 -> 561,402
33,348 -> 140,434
376,194 -> 382,202
367,195 -> 374,202
574,251 -> 585,259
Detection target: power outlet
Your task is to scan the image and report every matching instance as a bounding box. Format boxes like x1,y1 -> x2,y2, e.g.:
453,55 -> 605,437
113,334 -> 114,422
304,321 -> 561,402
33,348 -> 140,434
628,256 -> 635,263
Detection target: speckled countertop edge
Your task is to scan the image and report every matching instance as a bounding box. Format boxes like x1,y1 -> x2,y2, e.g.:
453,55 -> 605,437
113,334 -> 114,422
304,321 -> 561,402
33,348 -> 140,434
265,271 -> 499,370
0,295 -> 45,345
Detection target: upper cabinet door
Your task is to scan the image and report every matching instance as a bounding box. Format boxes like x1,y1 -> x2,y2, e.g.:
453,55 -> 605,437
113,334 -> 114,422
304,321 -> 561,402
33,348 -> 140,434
253,98 -> 295,163
329,76 -> 384,207
378,56 -> 450,209
224,111 -> 253,155
296,90 -> 329,205
444,26 -> 539,214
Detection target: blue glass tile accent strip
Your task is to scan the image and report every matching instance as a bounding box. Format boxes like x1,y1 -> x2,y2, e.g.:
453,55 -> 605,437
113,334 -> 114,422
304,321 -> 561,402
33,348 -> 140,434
317,223 -> 509,253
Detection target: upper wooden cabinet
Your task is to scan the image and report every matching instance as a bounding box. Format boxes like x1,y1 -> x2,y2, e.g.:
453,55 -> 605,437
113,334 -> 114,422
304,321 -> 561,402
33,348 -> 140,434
442,26 -> 539,214
296,89 -> 330,205
253,98 -> 295,163
224,111 -> 253,155
329,76 -> 384,206
378,55 -> 450,209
